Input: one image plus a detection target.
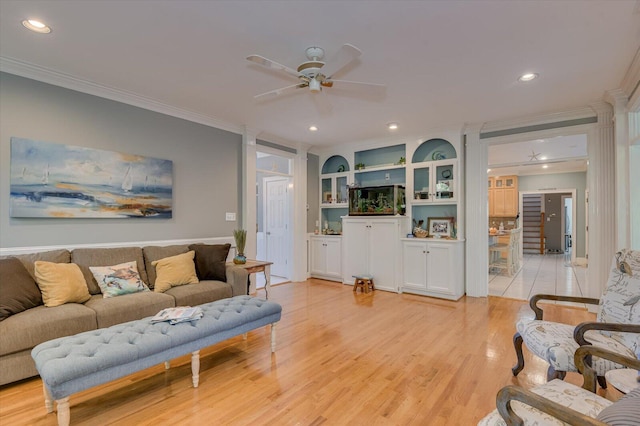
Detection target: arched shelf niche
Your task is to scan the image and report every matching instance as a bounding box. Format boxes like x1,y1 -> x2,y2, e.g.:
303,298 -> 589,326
322,155 -> 350,174
411,139 -> 457,163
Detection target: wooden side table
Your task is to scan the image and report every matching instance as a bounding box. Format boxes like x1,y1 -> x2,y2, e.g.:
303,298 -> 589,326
227,260 -> 273,299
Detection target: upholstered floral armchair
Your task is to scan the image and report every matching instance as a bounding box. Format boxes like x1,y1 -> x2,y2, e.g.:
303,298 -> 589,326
512,249 -> 640,386
478,345 -> 640,426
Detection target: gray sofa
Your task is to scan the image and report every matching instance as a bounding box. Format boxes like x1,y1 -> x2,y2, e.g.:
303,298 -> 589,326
0,244 -> 248,386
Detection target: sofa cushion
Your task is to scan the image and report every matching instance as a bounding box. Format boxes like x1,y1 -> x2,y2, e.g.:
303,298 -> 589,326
72,247 -> 149,295
0,304 -> 97,356
143,244 -> 189,288
165,280 -> 233,306
0,257 -> 43,321
152,251 -> 199,293
595,386 -> 640,425
9,249 -> 71,280
90,261 -> 150,298
34,261 -> 91,307
189,243 -> 230,282
83,292 -> 175,328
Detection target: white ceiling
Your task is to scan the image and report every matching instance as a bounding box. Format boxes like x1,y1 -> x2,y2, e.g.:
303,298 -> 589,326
0,1 -> 638,151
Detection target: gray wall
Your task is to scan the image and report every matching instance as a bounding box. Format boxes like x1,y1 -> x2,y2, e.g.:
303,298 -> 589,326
518,172 -> 587,258
0,73 -> 242,248
307,153 -> 319,233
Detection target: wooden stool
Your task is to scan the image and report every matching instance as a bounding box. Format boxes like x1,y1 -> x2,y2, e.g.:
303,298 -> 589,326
353,275 -> 375,293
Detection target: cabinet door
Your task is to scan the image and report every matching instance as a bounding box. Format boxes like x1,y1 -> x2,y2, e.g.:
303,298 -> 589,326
369,220 -> 399,292
324,238 -> 342,278
403,241 -> 427,291
493,188 -> 506,216
488,187 -> 495,217
342,219 -> 369,283
504,188 -> 518,216
426,243 -> 455,295
310,238 -> 327,275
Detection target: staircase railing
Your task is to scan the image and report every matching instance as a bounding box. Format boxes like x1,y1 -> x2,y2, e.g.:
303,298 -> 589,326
539,212 -> 545,254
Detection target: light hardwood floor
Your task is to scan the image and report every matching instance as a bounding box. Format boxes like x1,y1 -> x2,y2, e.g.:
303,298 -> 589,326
0,279 -> 612,425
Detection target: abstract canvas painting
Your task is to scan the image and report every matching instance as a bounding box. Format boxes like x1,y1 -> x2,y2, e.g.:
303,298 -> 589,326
10,137 -> 173,218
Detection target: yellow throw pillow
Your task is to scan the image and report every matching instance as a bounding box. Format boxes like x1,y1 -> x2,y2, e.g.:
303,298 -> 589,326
34,261 -> 91,307
152,251 -> 199,293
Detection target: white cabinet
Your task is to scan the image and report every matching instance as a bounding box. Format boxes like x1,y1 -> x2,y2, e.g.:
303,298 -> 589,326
342,217 -> 409,292
321,173 -> 350,206
310,235 -> 342,281
411,159 -> 457,203
402,239 -> 465,300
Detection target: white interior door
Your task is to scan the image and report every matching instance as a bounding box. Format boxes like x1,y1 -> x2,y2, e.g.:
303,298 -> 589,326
265,176 -> 289,277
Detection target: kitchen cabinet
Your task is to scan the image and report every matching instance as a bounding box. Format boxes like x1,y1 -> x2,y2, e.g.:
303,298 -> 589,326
342,216 -> 409,292
402,239 -> 464,300
310,235 -> 342,281
489,176 -> 518,217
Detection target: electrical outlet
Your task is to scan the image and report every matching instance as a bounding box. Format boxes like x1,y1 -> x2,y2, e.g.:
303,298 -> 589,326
385,173 -> 390,181
225,212 -> 236,221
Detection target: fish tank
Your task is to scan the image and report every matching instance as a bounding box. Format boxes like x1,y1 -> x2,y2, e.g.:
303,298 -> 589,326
348,185 -> 406,216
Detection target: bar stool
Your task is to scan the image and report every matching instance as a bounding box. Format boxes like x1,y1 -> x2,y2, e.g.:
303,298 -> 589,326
353,275 -> 375,293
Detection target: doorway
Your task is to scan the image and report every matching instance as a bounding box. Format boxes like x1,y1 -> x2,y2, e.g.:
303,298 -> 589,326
255,150 -> 293,287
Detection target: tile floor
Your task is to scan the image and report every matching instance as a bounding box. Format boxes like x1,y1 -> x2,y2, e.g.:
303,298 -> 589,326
489,252 -> 588,303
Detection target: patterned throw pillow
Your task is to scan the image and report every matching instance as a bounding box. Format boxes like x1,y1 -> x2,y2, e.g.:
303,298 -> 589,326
89,261 -> 149,298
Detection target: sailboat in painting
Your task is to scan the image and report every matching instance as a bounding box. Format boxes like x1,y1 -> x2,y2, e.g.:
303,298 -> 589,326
122,164 -> 133,193
42,164 -> 50,186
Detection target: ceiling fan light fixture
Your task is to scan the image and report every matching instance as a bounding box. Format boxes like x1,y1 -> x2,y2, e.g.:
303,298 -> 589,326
387,122 -> 398,130
22,19 -> 51,33
518,72 -> 539,82
309,78 -> 321,93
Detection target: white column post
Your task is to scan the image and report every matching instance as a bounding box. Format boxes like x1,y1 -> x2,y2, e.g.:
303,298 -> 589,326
605,89 -> 630,250
464,124 -> 489,297
292,144 -> 310,282
242,127 -> 258,264
586,102 -> 617,298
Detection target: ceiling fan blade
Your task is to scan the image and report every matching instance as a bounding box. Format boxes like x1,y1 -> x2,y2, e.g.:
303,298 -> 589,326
321,44 -> 362,79
246,55 -> 301,78
254,83 -> 306,100
329,79 -> 386,89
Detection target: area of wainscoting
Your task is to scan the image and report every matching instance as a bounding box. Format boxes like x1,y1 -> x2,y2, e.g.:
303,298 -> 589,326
489,253 -> 588,307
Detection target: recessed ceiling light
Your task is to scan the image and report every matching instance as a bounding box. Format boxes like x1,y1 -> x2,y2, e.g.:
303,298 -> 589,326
542,164 -> 549,169
309,125 -> 318,132
487,169 -> 491,173
22,19 -> 51,34
387,122 -> 398,130
540,156 -> 547,160
518,73 -> 538,82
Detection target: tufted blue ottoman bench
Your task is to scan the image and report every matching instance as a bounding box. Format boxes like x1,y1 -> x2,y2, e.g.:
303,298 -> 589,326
31,295 -> 282,426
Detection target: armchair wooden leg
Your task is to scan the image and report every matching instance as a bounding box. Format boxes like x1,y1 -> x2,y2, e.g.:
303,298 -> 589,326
597,375 -> 607,389
512,332 -> 525,376
546,366 -> 566,382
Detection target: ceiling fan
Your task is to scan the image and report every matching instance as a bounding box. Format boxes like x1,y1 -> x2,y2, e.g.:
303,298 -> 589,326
246,44 -> 385,100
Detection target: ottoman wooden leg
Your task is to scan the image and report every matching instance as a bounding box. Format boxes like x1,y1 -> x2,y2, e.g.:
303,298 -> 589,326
56,397 -> 70,426
191,350 -> 200,388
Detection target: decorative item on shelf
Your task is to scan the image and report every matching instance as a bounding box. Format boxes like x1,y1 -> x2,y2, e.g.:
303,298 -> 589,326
355,162 -> 365,170
432,151 -> 446,161
337,164 -> 345,172
233,229 -> 247,264
427,217 -> 453,238
441,169 -> 452,179
398,156 -> 406,165
413,219 -> 428,238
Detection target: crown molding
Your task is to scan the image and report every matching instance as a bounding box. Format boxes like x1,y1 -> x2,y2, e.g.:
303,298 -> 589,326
479,106 -> 597,134
0,56 -> 244,135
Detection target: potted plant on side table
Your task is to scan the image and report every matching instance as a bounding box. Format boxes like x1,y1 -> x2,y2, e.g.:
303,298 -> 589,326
233,229 -> 247,264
